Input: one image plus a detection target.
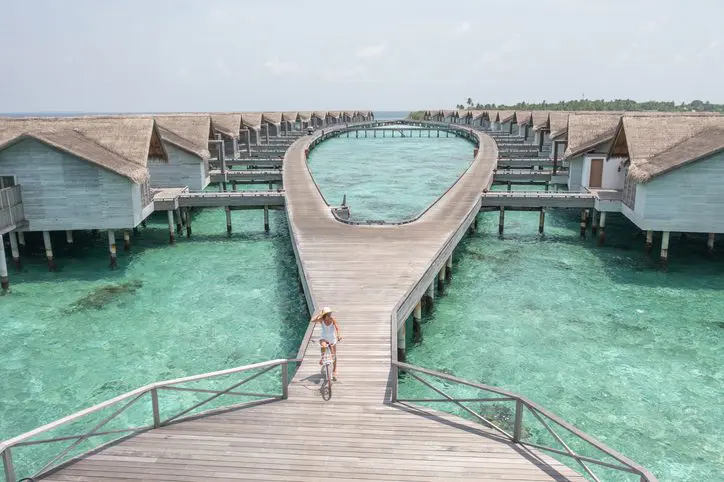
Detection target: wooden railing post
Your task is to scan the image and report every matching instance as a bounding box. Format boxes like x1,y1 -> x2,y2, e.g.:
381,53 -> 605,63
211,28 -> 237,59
513,399 -> 524,443
151,389 -> 161,429
2,447 -> 17,482
281,363 -> 289,400
391,364 -> 398,403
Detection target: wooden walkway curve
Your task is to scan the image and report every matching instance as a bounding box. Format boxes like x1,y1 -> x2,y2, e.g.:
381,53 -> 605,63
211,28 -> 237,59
39,123 -> 587,481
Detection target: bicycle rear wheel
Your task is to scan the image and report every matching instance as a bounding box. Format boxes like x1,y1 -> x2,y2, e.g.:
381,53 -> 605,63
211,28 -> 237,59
321,363 -> 333,400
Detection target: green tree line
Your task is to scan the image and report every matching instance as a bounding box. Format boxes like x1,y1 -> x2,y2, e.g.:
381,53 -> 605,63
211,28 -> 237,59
409,98 -> 724,119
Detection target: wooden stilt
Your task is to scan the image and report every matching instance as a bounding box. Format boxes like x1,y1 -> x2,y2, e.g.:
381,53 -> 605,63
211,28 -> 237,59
445,255 -> 453,281
226,207 -> 232,235
43,231 -> 56,271
132,227 -> 139,236
66,230 -> 74,244
580,210 -> 586,239
167,210 -> 175,244
424,281 -> 435,309
598,212 -> 607,245
264,205 -> 270,232
18,231 -> 25,248
108,230 -> 118,270
185,208 -> 192,238
0,234 -> 9,291
175,209 -> 183,235
8,231 -> 20,270
141,220 -> 147,229
499,207 -> 505,236
660,231 -> 670,269
707,233 -> 715,256
645,230 -> 653,254
539,208 -> 545,234
437,267 -> 445,293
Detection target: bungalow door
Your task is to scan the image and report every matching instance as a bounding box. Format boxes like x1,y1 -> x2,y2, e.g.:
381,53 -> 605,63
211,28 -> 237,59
589,158 -> 604,188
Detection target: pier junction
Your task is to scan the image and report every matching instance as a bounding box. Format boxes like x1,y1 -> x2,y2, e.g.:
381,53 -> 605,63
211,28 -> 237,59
0,111 -> 680,481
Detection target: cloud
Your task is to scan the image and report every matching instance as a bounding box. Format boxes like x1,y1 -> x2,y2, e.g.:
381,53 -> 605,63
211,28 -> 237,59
319,64 -> 369,82
639,20 -> 658,34
454,22 -> 471,35
711,40 -> 720,50
356,44 -> 387,59
263,57 -> 303,76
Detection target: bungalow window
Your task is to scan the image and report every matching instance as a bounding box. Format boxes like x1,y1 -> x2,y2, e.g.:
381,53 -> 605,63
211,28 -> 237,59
0,176 -> 16,188
622,170 -> 636,209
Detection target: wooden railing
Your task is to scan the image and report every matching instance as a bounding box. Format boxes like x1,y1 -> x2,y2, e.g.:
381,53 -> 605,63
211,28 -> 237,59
391,361 -> 658,482
0,185 -> 25,235
1,359 -> 300,482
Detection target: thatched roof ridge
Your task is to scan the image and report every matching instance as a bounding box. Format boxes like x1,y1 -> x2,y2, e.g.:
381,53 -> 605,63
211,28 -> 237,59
312,111 -> 327,120
515,111 -> 532,125
471,110 -> 485,120
297,111 -> 312,121
486,110 -> 499,122
531,111 -> 550,130
262,112 -> 282,125
153,115 -> 211,159
615,115 -> 724,182
207,113 -> 242,137
343,111 -> 356,117
0,129 -> 149,183
241,112 -> 263,130
282,112 -> 299,122
326,111 -> 340,118
0,116 -> 164,167
498,111 -> 515,124
457,110 -> 471,118
564,112 -> 623,159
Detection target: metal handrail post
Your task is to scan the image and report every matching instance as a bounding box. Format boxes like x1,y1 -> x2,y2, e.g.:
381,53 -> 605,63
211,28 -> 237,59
513,399 -> 524,443
2,448 -> 16,482
151,388 -> 161,429
281,363 -> 289,400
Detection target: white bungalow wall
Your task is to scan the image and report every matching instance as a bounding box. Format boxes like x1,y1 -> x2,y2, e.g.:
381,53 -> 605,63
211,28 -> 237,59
0,139 -> 144,231
623,150 -> 724,232
148,144 -> 208,191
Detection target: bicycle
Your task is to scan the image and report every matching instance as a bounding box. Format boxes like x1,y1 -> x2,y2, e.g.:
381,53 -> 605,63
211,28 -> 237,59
320,342 -> 336,401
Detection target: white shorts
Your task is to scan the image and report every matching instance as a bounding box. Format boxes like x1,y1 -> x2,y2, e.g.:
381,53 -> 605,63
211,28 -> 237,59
320,337 -> 336,346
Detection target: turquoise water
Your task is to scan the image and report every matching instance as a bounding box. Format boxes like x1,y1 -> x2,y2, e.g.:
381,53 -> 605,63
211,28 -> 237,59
0,205 -> 308,477
307,143 -> 724,480
308,129 -> 475,222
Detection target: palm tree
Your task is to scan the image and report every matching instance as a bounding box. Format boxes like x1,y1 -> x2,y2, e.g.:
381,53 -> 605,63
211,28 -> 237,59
466,97 -> 474,108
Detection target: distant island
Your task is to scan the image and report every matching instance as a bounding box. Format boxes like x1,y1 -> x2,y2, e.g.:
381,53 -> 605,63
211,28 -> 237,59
408,98 -> 724,120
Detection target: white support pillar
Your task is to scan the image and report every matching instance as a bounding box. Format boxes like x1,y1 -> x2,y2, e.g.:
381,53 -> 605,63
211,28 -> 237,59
185,208 -> 192,238
175,208 -> 183,234
108,230 -> 118,270
123,230 -> 131,252
18,231 -> 26,247
591,210 -> 599,235
8,231 -> 20,270
0,233 -> 9,291
413,301 -> 423,342
66,230 -> 74,244
499,206 -> 505,235
397,319 -> 406,362
707,233 -> 715,255
226,207 -> 232,235
437,266 -> 445,292
43,231 -> 56,271
425,281 -> 435,306
539,208 -> 545,234
264,205 -> 270,233
445,255 -> 453,280
660,231 -> 670,269
167,210 -> 175,244
645,230 -> 653,254
580,209 -> 587,239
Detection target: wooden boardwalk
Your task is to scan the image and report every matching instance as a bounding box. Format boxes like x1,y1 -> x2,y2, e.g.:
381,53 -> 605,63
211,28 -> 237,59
40,125 -> 587,481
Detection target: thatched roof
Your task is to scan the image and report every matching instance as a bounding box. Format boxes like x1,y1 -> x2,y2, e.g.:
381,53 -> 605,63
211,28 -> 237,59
343,111 -> 356,118
262,112 -> 282,125
498,111 -> 515,124
0,127 -> 150,183
563,112 -> 623,159
282,112 -> 299,122
457,110 -> 471,118
297,111 -> 312,121
153,115 -> 211,159
241,112 -> 263,130
208,113 -> 242,137
613,115 -> 724,182
312,111 -> 327,120
515,111 -> 532,125
548,112 -> 570,139
471,110 -> 485,120
0,116 -> 165,168
486,110 -> 499,122
326,111 -> 340,118
531,111 -> 550,130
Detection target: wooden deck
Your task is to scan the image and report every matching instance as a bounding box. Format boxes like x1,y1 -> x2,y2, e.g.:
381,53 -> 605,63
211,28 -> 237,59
41,124 -> 587,481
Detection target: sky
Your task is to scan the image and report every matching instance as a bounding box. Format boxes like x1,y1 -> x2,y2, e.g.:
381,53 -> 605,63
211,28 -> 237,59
0,0 -> 722,113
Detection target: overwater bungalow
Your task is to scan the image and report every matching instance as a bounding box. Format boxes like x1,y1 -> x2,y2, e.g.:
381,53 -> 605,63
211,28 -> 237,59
297,111 -> 313,129
486,111 -> 500,131
531,111 -> 551,151
282,112 -> 300,132
563,112 -> 624,191
0,116 -> 165,269
150,115 -> 212,191
498,111 -> 516,134
262,112 -> 283,137
241,112 -> 264,144
548,111 -> 570,161
609,115 -> 724,252
442,110 -> 456,123
456,110 -> 471,124
311,111 -> 326,128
